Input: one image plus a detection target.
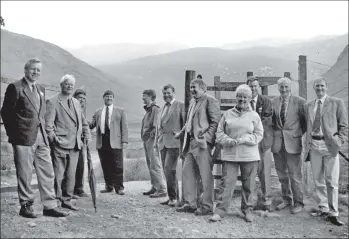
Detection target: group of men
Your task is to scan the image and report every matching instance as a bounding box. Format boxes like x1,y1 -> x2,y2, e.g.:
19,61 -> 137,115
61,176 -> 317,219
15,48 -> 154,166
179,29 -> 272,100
1,58 -> 347,227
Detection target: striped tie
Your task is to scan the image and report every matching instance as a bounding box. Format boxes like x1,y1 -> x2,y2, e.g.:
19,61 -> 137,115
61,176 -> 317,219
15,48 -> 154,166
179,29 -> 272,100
280,98 -> 286,126
312,100 -> 322,133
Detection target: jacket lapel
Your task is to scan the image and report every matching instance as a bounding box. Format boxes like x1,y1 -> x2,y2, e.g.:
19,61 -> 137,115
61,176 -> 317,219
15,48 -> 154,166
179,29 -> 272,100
22,79 -> 39,113
309,100 -> 316,124
256,94 -> 263,116
162,100 -> 178,125
274,97 -> 282,126
321,96 -> 329,117
192,94 -> 205,116
283,95 -> 294,128
58,95 -> 76,123
37,85 -> 44,116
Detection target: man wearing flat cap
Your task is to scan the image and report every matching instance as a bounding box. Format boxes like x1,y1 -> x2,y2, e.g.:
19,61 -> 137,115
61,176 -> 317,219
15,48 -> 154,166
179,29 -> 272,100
73,89 -> 89,198
89,90 -> 129,195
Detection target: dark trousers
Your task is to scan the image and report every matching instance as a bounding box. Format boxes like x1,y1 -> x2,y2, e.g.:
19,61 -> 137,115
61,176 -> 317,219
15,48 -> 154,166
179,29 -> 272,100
98,134 -> 124,191
160,147 -> 179,200
74,149 -> 85,194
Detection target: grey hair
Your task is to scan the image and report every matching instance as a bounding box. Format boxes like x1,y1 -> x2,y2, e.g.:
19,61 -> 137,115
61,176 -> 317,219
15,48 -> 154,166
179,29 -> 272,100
313,77 -> 328,86
24,58 -> 41,70
60,74 -> 76,84
236,84 -> 252,98
191,79 -> 207,92
277,77 -> 292,86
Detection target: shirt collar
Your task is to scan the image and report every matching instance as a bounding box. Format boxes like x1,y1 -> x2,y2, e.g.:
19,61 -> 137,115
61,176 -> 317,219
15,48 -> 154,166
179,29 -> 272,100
280,94 -> 290,102
252,95 -> 258,102
144,102 -> 156,111
104,104 -> 113,110
167,98 -> 175,105
316,94 -> 327,104
24,77 -> 35,88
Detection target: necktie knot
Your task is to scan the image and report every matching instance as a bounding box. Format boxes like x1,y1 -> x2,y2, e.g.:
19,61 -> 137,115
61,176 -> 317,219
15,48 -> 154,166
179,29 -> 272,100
317,100 -> 322,106
165,102 -> 171,106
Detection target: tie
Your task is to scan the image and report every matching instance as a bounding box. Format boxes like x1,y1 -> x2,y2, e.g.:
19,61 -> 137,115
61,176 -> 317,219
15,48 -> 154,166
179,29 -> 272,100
250,100 -> 255,111
161,102 -> 171,120
312,100 -> 322,133
32,85 -> 40,110
185,101 -> 196,134
280,98 -> 286,126
105,106 -> 110,133
68,99 -> 74,112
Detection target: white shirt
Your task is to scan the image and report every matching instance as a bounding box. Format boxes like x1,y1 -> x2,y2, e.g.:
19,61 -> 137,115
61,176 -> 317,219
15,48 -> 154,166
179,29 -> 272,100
250,95 -> 258,111
100,104 -> 113,134
24,77 -> 36,92
161,98 -> 175,118
312,94 -> 327,137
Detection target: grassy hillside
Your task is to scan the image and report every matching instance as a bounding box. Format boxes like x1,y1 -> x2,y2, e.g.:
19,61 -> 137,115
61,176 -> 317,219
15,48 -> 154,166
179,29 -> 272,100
0,29 -> 143,124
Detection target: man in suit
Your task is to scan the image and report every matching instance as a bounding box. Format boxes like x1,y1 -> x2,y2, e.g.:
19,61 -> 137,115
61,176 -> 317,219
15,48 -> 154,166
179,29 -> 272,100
141,89 -> 167,198
271,77 -> 306,214
304,77 -> 348,226
155,84 -> 185,206
45,74 -> 91,211
247,76 -> 273,212
175,78 -> 221,215
73,89 -> 89,198
1,58 -> 68,218
89,90 -> 128,195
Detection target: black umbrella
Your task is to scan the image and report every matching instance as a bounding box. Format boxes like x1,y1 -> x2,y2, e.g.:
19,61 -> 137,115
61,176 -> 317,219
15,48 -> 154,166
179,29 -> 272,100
82,140 -> 97,212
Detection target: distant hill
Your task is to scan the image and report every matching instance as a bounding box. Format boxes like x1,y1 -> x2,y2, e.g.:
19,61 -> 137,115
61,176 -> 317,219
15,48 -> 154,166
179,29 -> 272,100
0,29 -> 143,124
68,42 -> 189,66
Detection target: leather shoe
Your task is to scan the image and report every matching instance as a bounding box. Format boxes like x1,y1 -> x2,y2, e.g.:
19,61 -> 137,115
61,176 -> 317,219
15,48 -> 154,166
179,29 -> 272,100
61,203 -> 79,211
310,210 -> 329,217
327,216 -> 344,226
291,204 -> 304,214
100,189 -> 113,193
150,191 -> 167,198
19,203 -> 38,218
176,205 -> 197,213
75,192 -> 88,197
160,200 -> 169,205
244,209 -> 254,222
143,188 -> 156,196
43,207 -> 69,217
168,200 -> 177,207
276,202 -> 291,211
209,214 -> 222,222
194,208 -> 213,216
116,189 -> 125,195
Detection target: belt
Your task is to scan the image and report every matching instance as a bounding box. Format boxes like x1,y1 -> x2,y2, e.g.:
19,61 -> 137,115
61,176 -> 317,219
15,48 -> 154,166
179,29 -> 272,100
312,135 -> 325,140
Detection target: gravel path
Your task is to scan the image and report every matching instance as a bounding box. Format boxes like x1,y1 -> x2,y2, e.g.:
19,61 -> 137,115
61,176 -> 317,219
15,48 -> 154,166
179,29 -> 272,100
1,181 -> 348,238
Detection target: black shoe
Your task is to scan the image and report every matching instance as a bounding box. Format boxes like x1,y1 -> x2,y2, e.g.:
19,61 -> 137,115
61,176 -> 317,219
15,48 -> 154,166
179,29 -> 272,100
116,189 -> 125,195
327,216 -> 344,226
19,203 -> 38,218
61,203 -> 79,211
176,205 -> 197,213
100,189 -> 113,193
43,207 -> 69,217
143,188 -> 156,196
160,200 -> 170,205
75,192 -> 88,197
194,208 -> 213,216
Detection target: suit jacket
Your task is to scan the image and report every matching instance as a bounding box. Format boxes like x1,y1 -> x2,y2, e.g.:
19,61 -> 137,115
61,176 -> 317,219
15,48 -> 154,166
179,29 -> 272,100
156,100 -> 185,151
45,94 -> 91,150
255,94 -> 273,152
1,78 -> 48,146
303,96 -> 348,158
90,106 -> 128,149
180,93 -> 221,155
271,94 -> 306,154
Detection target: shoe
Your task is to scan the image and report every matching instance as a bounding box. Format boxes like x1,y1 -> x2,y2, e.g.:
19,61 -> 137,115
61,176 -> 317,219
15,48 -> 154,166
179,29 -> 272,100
194,208 -> 213,216
209,214 -> 222,222
276,202 -> 291,211
160,200 -> 169,205
244,209 -> 254,223
176,205 -> 197,213
143,188 -> 156,196
116,189 -> 125,195
327,216 -> 344,226
168,200 -> 177,207
100,189 -> 113,193
263,205 -> 273,212
310,210 -> 329,217
176,201 -> 185,208
61,203 -> 79,211
76,192 -> 88,197
43,207 -> 69,217
72,194 -> 80,200
291,204 -> 304,214
19,203 -> 38,218
150,191 -> 167,198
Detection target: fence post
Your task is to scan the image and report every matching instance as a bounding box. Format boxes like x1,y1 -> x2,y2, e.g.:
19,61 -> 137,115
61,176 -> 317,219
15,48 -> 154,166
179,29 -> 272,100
284,72 -> 291,79
298,55 -> 313,195
213,76 -> 222,200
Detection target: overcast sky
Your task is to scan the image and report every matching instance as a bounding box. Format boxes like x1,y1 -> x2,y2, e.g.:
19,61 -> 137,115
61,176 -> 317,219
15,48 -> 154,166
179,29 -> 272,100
1,1 -> 348,49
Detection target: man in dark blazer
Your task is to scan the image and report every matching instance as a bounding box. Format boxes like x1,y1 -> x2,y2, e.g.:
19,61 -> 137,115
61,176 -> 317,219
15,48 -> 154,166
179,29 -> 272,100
1,58 -> 67,218
155,84 -> 185,206
45,74 -> 91,211
247,76 -> 273,212
89,90 -> 129,195
175,78 -> 221,216
304,77 -> 348,226
271,77 -> 306,214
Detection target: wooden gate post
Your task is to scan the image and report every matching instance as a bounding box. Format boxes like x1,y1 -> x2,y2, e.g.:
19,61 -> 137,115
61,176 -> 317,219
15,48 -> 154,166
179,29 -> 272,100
298,55 -> 313,196
213,76 -> 222,199
284,72 -> 291,79
184,70 -> 196,118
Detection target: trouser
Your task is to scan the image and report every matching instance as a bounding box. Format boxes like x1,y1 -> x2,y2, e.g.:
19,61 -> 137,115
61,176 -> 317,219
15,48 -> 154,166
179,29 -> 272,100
74,148 -> 85,194
98,134 -> 124,191
160,147 -> 179,200
273,143 -> 304,206
143,138 -> 167,192
51,145 -> 79,206
309,140 -> 339,217
257,148 -> 272,206
215,161 -> 258,217
12,129 -> 57,210
182,139 -> 214,211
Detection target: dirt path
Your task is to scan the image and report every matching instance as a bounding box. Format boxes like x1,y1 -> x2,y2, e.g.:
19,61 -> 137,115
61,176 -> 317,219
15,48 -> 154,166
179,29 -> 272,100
1,181 -> 348,238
